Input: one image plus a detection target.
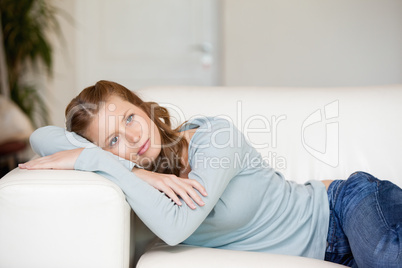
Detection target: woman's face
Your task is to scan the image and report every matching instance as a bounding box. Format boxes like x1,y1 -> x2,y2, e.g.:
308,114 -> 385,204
85,95 -> 162,168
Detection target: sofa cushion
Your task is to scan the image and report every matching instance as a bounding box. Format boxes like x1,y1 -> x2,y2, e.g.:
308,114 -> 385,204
137,242 -> 348,267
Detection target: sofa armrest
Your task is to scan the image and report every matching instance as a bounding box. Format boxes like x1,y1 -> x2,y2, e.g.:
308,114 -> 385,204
137,242 -> 348,268
0,168 -> 133,268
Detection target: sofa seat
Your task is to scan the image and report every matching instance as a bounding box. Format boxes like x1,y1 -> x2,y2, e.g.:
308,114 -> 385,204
138,242 -> 347,267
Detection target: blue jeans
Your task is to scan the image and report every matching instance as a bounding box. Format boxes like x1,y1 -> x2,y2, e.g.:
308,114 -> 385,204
325,171 -> 402,267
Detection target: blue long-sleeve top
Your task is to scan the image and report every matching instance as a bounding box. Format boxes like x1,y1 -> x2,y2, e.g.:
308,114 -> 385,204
29,116 -> 329,259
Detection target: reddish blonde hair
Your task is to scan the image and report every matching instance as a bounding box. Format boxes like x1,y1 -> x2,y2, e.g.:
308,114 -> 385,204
65,80 -> 188,176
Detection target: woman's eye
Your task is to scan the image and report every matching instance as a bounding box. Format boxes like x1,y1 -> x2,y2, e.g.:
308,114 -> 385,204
126,114 -> 134,124
110,136 -> 119,146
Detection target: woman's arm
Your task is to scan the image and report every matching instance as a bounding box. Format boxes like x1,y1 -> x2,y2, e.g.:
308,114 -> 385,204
30,126 -> 137,170
72,119 -> 243,245
25,118 -> 244,245
72,117 -> 245,245
27,126 -> 207,208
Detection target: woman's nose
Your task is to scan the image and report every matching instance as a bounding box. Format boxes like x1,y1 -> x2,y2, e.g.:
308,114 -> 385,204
125,129 -> 141,144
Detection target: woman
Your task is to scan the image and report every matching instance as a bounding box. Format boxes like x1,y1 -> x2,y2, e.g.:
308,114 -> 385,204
20,80 -> 402,267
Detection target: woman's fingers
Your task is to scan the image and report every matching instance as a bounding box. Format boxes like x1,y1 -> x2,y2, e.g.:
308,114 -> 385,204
174,187 -> 197,209
19,148 -> 83,170
185,179 -> 208,196
19,155 -> 54,169
134,170 -> 207,210
179,181 -> 205,207
159,186 -> 182,207
165,178 -> 204,209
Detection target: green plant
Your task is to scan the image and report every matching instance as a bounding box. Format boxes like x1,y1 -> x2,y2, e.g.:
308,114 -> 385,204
1,0 -> 61,127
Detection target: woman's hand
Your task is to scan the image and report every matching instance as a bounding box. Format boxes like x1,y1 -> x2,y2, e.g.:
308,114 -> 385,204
133,168 -> 208,209
18,148 -> 84,170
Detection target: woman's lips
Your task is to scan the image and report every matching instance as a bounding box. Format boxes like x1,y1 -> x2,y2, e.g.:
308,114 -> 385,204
137,139 -> 150,156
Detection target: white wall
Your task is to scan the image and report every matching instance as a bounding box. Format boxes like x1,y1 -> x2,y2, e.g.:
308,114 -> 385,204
47,0 -> 220,127
46,0 -> 77,127
223,0 -> 402,87
47,0 -> 402,127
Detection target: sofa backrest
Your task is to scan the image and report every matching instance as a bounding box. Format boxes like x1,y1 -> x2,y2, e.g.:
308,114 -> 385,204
136,85 -> 402,187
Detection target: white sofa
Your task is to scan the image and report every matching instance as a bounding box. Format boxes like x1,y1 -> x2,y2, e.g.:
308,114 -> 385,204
1,85 -> 401,268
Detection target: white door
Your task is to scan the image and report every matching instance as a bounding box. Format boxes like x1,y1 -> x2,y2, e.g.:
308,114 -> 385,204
75,0 -> 220,90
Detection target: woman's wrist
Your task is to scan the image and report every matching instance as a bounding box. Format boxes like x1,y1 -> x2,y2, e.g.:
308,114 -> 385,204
132,166 -> 148,175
